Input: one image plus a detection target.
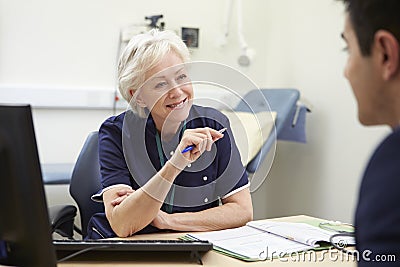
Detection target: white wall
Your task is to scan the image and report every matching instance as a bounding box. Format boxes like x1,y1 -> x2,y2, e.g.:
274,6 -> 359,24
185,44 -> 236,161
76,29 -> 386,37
0,0 -> 390,224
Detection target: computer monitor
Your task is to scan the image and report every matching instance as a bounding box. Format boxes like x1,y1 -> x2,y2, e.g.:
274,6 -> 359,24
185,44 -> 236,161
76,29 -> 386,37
0,105 -> 57,267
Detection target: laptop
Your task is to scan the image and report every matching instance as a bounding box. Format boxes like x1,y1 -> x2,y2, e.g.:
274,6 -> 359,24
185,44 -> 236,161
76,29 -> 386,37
0,105 -> 212,266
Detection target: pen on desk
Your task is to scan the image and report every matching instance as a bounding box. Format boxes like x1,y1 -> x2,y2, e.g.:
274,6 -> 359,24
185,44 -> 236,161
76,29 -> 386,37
181,128 -> 227,154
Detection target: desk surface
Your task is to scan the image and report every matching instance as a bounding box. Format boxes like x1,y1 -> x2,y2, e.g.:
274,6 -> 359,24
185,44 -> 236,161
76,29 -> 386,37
58,215 -> 357,267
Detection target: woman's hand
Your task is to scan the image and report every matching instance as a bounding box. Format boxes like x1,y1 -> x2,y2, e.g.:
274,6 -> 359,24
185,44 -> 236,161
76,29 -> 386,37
110,187 -> 134,206
169,127 -> 225,170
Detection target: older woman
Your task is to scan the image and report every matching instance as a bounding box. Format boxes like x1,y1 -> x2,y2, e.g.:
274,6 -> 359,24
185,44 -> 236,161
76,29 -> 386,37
88,29 -> 252,239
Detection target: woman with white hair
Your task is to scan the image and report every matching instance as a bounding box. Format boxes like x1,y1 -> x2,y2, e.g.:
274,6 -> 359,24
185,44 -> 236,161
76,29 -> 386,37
88,29 -> 252,239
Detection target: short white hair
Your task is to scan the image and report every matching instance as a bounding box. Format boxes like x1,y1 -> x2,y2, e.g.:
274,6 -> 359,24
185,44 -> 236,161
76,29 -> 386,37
118,29 -> 190,116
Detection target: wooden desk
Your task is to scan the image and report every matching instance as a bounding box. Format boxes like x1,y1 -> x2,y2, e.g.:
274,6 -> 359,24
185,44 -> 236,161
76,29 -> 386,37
58,215 -> 357,267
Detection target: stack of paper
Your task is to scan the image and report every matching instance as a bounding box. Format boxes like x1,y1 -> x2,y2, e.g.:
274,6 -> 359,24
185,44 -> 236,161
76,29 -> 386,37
183,221 -> 355,261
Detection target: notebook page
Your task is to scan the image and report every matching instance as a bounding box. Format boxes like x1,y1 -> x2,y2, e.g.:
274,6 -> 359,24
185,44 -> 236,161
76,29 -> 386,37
247,221 -> 340,247
187,225 -> 312,261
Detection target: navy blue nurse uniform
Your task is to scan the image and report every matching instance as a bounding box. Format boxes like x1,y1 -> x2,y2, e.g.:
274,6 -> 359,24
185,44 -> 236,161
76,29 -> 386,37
87,105 -> 249,239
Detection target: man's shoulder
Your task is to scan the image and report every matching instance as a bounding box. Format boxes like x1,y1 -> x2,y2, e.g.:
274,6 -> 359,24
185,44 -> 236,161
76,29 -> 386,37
355,129 -> 400,263
368,128 -> 400,169
356,127 -> 400,229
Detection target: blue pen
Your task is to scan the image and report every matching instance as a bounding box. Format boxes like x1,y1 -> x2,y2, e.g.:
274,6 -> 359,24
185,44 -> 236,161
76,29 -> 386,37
181,128 -> 227,153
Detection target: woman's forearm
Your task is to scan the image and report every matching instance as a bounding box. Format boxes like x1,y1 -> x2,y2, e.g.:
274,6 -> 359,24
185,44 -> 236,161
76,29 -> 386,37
155,189 -> 253,232
106,161 -> 181,237
166,202 -> 252,232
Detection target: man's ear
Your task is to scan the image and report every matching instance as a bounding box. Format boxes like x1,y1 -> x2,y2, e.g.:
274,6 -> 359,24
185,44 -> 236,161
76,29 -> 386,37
375,30 -> 400,80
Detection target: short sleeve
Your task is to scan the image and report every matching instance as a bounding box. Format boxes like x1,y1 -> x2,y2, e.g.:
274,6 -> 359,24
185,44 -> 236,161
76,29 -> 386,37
214,111 -> 249,198
98,116 -> 133,189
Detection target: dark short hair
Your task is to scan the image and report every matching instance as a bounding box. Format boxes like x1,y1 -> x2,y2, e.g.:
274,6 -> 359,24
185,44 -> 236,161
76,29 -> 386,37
341,0 -> 400,56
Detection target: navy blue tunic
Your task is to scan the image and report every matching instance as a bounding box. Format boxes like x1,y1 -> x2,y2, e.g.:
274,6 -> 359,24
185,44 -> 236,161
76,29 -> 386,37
87,105 -> 249,238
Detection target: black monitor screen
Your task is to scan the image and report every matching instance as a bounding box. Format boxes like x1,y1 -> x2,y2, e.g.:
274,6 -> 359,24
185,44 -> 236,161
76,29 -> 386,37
0,105 -> 57,267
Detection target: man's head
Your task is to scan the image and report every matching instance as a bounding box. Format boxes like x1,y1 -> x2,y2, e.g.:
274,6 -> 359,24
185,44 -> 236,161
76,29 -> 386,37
340,0 -> 400,128
341,0 -> 400,56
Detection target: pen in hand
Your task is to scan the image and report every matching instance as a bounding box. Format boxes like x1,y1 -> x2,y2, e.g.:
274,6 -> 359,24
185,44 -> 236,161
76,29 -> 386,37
181,128 -> 227,154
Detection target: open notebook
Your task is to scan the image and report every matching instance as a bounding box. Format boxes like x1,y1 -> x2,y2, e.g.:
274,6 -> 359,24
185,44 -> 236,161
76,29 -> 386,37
183,220 -> 355,261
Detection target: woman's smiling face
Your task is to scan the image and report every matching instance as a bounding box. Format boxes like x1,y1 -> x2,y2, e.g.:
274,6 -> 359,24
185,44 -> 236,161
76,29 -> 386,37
139,51 -> 193,131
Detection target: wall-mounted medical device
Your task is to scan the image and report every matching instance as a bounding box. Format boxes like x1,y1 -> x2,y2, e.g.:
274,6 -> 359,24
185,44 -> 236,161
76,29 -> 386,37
219,0 -> 255,67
